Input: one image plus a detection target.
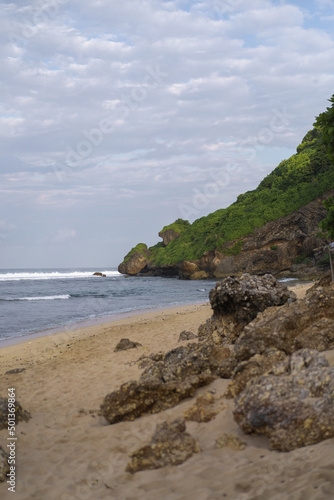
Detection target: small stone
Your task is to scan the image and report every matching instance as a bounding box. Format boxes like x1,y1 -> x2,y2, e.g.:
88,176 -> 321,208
114,338 -> 142,352
215,433 -> 246,451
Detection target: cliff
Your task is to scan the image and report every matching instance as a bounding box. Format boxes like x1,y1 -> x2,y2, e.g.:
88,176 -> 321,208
118,126 -> 334,279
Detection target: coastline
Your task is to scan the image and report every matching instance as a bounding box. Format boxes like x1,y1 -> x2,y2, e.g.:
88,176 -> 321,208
2,282 -> 333,500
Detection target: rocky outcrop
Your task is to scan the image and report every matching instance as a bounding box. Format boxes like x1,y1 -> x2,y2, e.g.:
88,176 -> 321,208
114,338 -> 142,352
234,284 -> 334,361
233,349 -> 334,451
0,397 -> 31,430
126,419 -> 200,473
118,246 -> 152,275
100,373 -> 215,424
0,447 -> 9,482
158,228 -> 181,246
198,274 -> 295,344
178,330 -> 198,342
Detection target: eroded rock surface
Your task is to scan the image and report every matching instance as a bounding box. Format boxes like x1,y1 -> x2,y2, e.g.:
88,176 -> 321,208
198,274 -> 295,344
234,349 -> 334,451
234,285 -> 334,361
178,330 -> 198,342
184,392 -> 221,423
126,419 -> 199,473
0,397 -> 31,430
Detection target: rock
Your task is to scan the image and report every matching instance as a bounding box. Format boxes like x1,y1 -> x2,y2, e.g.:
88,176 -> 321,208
0,447 -> 9,482
233,349 -> 334,451
159,228 -> 181,246
126,419 -> 200,473
198,274 -> 295,344
178,331 -> 198,342
100,373 -> 215,424
184,392 -> 221,422
234,286 -> 334,361
307,272 -> 332,291
5,368 -> 26,375
137,352 -> 165,369
114,338 -> 142,352
215,433 -> 246,450
0,397 -> 31,430
93,272 -> 106,277
224,349 -> 287,398
118,245 -> 152,275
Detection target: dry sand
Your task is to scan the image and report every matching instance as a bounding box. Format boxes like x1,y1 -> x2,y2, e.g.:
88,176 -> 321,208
1,284 -> 334,500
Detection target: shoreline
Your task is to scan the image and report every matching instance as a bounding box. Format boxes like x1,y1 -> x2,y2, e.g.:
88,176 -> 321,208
2,281 -> 332,500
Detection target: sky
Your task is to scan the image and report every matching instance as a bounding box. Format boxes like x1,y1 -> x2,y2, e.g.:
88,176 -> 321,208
1,0 -> 334,268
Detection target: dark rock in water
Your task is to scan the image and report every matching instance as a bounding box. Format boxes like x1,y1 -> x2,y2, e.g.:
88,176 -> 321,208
93,272 -> 106,277
0,397 -> 31,430
234,285 -> 334,361
224,349 -> 287,398
5,368 -> 26,375
126,418 -> 200,473
178,330 -> 198,342
114,338 -> 142,352
233,349 -> 334,451
198,274 -> 295,344
0,447 -> 9,482
100,373 -> 215,424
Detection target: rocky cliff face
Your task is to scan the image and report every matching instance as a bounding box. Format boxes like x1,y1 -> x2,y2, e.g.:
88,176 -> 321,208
178,191 -> 333,280
118,191 -> 333,279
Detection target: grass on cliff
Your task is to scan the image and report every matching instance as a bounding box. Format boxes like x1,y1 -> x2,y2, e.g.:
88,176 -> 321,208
123,127 -> 334,267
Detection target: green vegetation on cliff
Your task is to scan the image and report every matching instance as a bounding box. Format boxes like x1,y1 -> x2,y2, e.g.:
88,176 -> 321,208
121,124 -> 334,268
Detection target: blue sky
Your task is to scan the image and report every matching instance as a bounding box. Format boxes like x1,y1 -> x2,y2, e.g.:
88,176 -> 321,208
0,0 -> 334,268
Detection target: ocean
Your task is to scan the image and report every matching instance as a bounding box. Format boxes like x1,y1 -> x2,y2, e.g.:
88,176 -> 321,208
0,268 -> 216,342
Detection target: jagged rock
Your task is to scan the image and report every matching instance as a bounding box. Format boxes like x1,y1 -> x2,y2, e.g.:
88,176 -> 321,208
234,286 -> 334,361
137,352 -> 165,369
114,338 -> 142,352
139,342 -> 226,383
0,447 -> 9,482
126,419 -> 200,473
198,274 -> 295,344
93,272 -> 106,277
100,373 -> 215,424
215,433 -> 246,450
224,349 -> 287,398
216,357 -> 239,378
307,272 -> 332,291
0,397 -> 31,430
184,392 -> 221,422
233,349 -> 334,451
178,331 -> 198,342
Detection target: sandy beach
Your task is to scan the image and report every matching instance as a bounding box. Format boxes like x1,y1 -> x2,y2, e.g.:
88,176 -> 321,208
1,283 -> 334,500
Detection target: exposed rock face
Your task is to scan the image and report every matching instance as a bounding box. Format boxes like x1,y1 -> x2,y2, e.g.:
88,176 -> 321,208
158,228 -> 181,246
0,397 -> 31,430
100,373 -> 215,424
114,338 -> 142,352
234,349 -> 334,451
126,419 -> 200,473
198,274 -> 295,344
0,447 -> 9,482
234,285 -> 334,361
118,247 -> 152,275
224,349 -> 287,398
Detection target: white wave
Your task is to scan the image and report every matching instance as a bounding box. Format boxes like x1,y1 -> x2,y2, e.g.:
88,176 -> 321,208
0,270 -> 121,281
18,295 -> 71,301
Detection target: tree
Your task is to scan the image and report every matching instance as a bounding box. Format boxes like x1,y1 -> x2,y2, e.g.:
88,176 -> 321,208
314,94 -> 334,161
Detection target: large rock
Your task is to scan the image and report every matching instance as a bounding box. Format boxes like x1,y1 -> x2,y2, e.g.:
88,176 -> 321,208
234,285 -> 334,361
100,373 -> 215,424
118,245 -> 152,275
233,349 -> 334,451
0,447 -> 9,483
198,274 -> 295,344
158,228 -> 181,246
126,419 -> 200,473
0,397 -> 31,430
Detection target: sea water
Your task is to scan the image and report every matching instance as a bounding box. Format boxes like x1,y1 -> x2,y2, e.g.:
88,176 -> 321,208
0,268 -> 216,342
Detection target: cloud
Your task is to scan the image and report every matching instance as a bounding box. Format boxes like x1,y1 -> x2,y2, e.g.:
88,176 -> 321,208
1,0 -> 334,266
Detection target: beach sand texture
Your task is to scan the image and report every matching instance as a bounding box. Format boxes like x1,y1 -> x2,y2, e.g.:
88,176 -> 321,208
1,284 -> 334,500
